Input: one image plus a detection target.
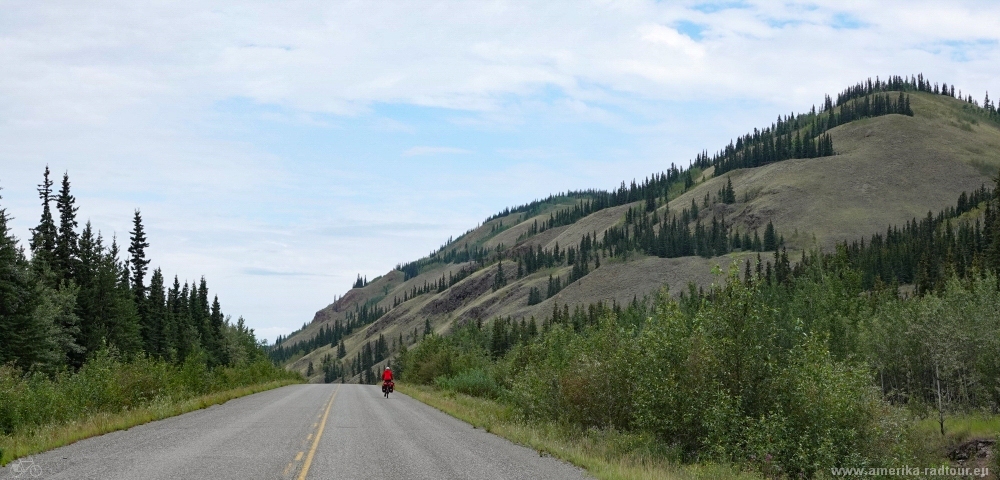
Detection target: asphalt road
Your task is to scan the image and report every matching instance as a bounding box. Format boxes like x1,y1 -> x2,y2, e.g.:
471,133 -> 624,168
1,384 -> 591,479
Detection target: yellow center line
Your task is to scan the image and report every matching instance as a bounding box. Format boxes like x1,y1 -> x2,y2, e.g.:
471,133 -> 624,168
295,451 -> 303,461
297,386 -> 339,480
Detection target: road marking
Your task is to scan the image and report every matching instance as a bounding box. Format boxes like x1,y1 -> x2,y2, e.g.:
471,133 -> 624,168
295,451 -> 303,461
312,423 -> 317,428
297,386 -> 339,480
307,433 -> 313,441
284,463 -> 294,476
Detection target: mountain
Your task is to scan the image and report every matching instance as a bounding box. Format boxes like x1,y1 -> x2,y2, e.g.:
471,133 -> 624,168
271,78 -> 1000,381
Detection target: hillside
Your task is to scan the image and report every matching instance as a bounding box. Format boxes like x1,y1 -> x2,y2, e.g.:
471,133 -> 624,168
273,84 -> 1000,381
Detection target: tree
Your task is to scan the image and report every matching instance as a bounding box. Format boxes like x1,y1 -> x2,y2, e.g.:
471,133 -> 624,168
101,236 -> 142,356
722,176 -> 736,204
146,268 -> 170,359
129,210 -> 155,353
128,210 -> 150,304
30,166 -> 57,264
492,260 -> 507,291
54,172 -> 80,282
0,188 -> 46,370
210,294 -> 227,365
763,221 -> 777,252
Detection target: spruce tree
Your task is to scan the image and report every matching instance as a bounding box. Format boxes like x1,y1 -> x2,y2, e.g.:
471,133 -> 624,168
30,166 -> 58,263
147,268 -> 170,359
763,221 -> 777,251
105,237 -> 142,355
210,294 -> 227,365
0,188 -> 46,370
128,210 -> 150,303
54,172 -> 80,282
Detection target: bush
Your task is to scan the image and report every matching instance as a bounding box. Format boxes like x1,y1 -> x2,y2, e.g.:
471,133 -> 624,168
434,368 -> 504,399
0,351 -> 297,437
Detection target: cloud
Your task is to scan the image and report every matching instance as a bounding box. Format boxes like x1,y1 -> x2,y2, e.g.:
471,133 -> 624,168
402,146 -> 473,157
243,267 -> 337,277
3,0 -> 1000,343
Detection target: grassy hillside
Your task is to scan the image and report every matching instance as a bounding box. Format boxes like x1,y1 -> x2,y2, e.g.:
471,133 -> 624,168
276,89 -> 1000,381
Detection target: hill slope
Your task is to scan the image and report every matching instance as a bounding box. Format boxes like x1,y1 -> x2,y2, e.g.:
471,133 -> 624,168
274,87 -> 1000,381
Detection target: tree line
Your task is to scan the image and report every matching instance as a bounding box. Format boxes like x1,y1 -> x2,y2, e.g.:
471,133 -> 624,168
397,191 -> 1000,476
268,297 -> 388,364
1,167 -> 268,374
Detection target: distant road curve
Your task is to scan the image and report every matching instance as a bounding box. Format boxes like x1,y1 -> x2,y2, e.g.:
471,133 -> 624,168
1,384 -> 590,479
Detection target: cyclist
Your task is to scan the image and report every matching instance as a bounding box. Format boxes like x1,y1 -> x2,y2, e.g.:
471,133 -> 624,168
382,367 -> 394,397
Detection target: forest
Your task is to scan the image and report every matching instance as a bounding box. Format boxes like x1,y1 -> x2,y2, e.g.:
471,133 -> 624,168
0,168 -> 296,456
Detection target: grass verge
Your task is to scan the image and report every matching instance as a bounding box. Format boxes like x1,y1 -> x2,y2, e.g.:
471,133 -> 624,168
0,378 -> 300,466
909,413 -> 1000,471
396,383 -> 761,480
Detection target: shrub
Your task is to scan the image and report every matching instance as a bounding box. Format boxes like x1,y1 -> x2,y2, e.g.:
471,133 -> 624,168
434,368 -> 504,399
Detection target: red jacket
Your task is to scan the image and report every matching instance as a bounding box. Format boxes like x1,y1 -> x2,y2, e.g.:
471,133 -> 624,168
382,369 -> 393,382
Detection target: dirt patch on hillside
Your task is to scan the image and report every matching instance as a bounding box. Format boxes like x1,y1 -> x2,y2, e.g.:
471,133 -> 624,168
420,268 -> 496,316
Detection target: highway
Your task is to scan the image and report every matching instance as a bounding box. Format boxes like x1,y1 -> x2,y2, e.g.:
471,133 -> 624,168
0,384 -> 590,479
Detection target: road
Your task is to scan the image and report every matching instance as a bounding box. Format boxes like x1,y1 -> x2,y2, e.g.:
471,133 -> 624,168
0,384 -> 591,479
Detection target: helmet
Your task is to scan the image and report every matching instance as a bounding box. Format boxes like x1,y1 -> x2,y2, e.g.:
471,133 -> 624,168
385,366 -> 390,370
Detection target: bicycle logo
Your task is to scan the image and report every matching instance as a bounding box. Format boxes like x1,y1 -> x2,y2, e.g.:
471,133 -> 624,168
7,457 -> 42,478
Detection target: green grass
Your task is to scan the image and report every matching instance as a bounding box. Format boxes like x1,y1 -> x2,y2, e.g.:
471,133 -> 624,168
907,413 -> 1000,472
0,378 -> 300,466
397,383 -> 761,480
913,413 -> 999,443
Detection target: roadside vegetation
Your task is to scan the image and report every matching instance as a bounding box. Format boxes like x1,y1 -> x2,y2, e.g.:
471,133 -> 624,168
396,177 -> 1000,478
0,169 -> 302,465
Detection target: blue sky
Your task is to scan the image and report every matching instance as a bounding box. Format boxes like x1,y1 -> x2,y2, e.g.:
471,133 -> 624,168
2,1 -> 999,342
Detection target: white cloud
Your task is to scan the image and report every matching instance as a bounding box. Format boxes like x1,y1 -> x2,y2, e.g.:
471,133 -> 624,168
2,0 -> 1000,341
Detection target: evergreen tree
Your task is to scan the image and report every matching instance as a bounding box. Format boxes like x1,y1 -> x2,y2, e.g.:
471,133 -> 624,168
763,221 -> 777,251
492,260 -> 507,291
128,210 -> 150,303
129,210 -> 155,352
0,188 -> 47,370
29,166 -> 58,264
104,237 -> 142,356
210,295 -> 227,365
54,172 -> 80,282
147,268 -> 170,359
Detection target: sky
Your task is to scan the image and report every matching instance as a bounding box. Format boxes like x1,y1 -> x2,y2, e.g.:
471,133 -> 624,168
2,1 -> 999,342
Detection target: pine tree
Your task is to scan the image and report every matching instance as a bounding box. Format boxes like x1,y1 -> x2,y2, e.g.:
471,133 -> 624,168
128,210 -> 155,354
210,295 -> 227,365
147,268 -> 170,359
128,210 -> 150,303
54,172 -> 79,282
723,176 -> 736,204
492,260 -> 506,291
0,188 -> 49,370
337,339 -> 346,359
105,237 -> 142,355
763,221 -> 777,251
30,166 -> 58,264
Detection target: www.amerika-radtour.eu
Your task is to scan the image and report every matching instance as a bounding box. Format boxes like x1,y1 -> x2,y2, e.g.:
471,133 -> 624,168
831,466 -> 990,477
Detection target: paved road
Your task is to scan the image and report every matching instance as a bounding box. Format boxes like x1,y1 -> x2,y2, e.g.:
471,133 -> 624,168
1,384 -> 590,479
